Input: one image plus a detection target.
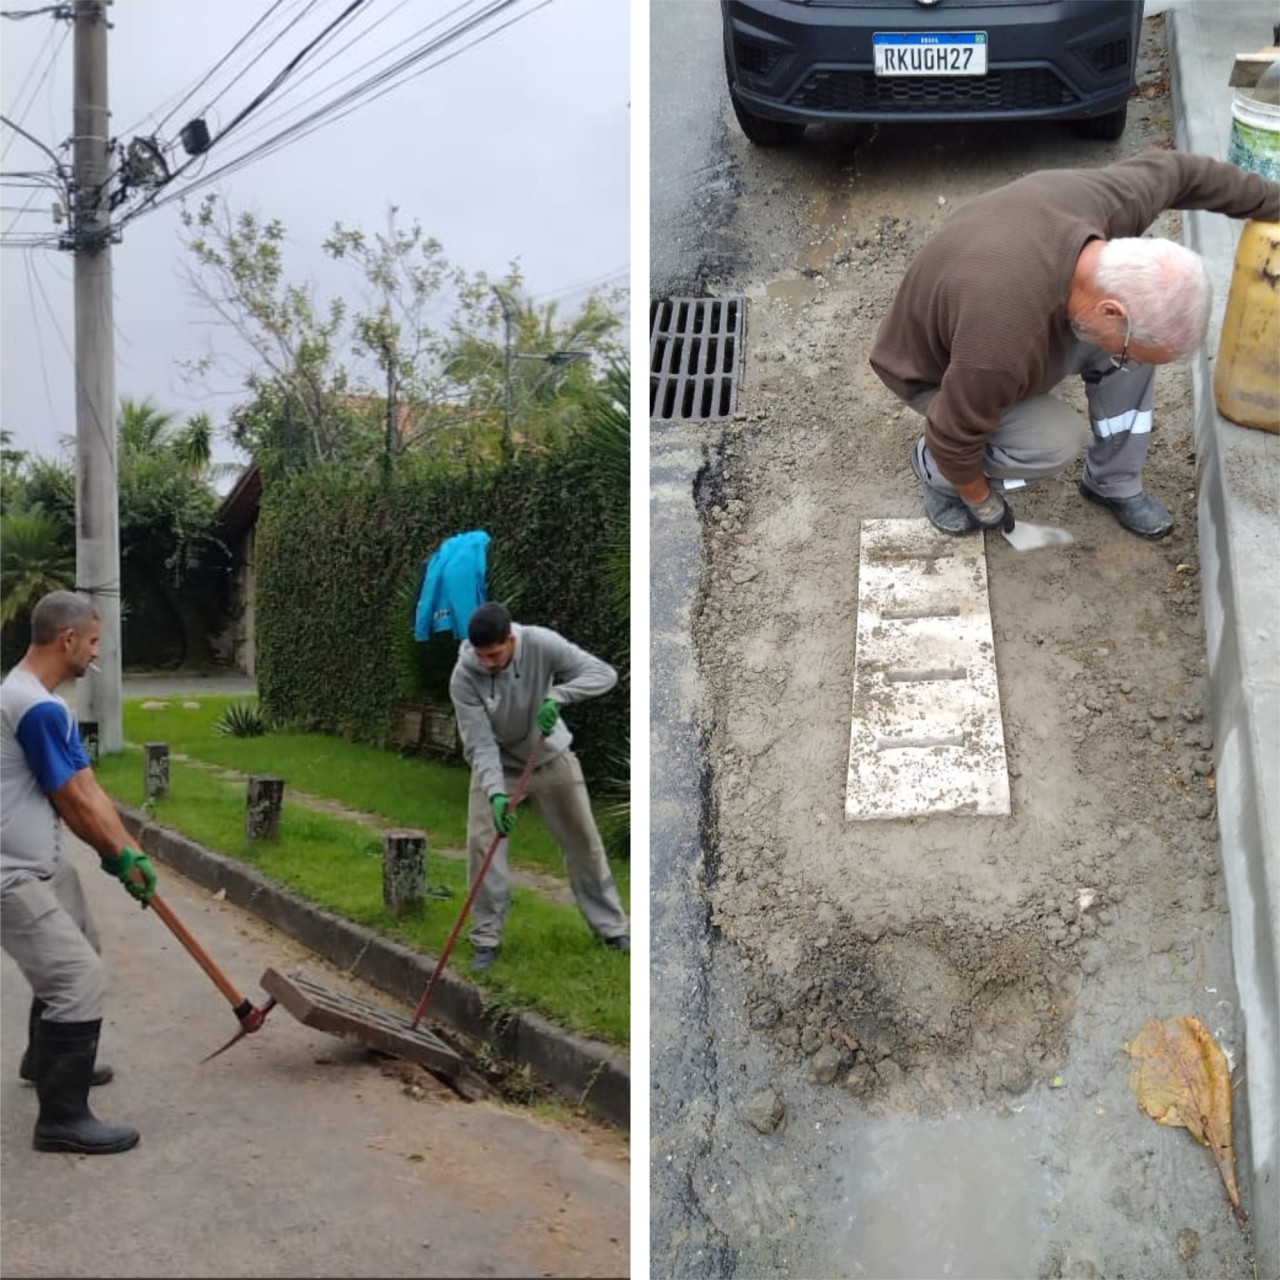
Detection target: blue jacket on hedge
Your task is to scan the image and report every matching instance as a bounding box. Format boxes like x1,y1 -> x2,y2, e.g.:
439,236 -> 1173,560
414,530 -> 490,641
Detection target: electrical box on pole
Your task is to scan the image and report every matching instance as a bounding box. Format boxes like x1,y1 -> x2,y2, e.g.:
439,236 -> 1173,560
72,0 -> 123,752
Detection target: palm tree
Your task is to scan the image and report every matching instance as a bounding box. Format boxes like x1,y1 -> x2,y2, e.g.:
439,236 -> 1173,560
117,399 -> 235,482
0,510 -> 74,624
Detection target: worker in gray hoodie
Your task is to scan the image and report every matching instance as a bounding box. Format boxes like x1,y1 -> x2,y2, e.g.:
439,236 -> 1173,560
449,601 -> 630,972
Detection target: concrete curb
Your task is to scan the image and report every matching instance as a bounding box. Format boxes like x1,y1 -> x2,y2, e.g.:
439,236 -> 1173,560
1165,3 -> 1279,1272
117,804 -> 630,1130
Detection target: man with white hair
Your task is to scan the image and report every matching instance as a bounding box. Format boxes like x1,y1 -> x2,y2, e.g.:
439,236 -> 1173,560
871,149 -> 1280,538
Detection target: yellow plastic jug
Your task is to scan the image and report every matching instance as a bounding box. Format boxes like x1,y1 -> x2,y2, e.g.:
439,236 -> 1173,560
1213,218 -> 1280,433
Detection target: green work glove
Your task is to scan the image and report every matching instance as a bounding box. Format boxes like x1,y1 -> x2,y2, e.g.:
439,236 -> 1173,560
536,697 -> 560,736
101,847 -> 157,905
490,794 -> 518,837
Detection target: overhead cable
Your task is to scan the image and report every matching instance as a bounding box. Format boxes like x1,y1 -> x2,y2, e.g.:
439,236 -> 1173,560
114,0 -> 369,227
118,0 -> 551,227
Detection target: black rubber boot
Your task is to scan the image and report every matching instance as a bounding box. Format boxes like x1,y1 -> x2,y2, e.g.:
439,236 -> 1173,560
33,1019 -> 139,1155
1078,479 -> 1173,539
20,999 -> 113,1087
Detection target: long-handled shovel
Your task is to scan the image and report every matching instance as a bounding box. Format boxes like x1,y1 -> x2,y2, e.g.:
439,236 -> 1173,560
133,878 -> 277,1061
410,738 -> 544,1028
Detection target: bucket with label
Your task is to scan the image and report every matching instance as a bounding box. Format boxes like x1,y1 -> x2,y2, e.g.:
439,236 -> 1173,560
1213,219 -> 1280,434
1227,61 -> 1280,181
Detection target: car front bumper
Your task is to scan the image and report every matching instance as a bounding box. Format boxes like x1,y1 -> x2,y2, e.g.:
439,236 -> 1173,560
723,0 -> 1144,126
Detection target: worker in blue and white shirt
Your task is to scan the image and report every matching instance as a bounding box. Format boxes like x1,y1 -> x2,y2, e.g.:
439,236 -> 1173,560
1,590 -> 158,1155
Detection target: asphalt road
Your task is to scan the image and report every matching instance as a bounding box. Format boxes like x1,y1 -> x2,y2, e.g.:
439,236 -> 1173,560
1,836 -> 629,1279
650,0 -> 735,299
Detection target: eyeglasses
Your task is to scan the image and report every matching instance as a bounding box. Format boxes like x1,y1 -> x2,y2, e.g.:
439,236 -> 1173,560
1110,314 -> 1132,372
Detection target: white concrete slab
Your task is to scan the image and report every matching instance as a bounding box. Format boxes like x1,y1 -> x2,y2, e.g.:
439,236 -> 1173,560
846,519 -> 1010,820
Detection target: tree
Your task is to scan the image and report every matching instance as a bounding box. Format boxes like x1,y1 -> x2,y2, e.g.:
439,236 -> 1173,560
0,509 -> 74,625
443,288 -> 626,460
178,195 -> 627,475
1,429 -> 30,512
0,399 -> 233,667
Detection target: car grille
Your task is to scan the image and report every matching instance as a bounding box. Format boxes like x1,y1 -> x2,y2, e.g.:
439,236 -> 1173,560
734,36 -> 781,77
1086,36 -> 1130,73
790,67 -> 1075,113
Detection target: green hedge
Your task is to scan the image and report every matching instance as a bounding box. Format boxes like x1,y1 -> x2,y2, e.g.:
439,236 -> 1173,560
254,444 -> 627,788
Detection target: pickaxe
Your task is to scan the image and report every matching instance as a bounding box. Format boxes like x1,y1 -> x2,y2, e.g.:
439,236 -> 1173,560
411,737 -> 544,1028
135,879 -> 277,1062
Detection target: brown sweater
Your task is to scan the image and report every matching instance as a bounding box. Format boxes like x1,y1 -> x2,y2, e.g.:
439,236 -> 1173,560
869,149 -> 1280,486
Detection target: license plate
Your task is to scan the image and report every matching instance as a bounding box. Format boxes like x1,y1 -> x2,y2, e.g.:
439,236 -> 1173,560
873,32 -> 988,77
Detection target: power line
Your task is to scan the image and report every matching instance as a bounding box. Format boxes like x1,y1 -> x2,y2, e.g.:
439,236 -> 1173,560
221,0 -> 462,151
205,0 -> 369,150
0,113 -> 68,171
118,0 -> 553,227
145,0 -> 292,139
106,0 -> 318,198
20,245 -> 62,426
0,5 -> 69,18
1,17 -> 66,162
113,0 -> 370,228
175,0 -> 319,129
535,265 -> 630,305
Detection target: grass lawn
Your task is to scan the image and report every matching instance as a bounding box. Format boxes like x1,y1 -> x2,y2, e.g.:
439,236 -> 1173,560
122,695 -> 607,879
98,701 -> 630,1046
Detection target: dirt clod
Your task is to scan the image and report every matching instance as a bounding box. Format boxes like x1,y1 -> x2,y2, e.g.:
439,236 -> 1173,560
743,1089 -> 786,1134
810,1044 -> 843,1084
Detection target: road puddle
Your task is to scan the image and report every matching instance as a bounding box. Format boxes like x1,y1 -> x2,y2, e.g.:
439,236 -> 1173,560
763,276 -> 822,312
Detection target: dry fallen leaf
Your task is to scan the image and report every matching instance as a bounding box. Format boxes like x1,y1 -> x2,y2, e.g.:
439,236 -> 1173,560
1128,1016 -> 1246,1228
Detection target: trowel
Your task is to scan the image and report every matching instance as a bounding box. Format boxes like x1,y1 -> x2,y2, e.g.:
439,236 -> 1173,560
998,503 -> 1073,552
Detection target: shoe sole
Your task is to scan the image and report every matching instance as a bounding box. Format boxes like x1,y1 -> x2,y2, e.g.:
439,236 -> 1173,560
34,1132 -> 140,1154
20,1070 -> 113,1087
1078,483 -> 1171,539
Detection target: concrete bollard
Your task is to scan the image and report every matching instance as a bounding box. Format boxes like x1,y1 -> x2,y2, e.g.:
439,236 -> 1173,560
245,775 -> 285,842
143,743 -> 170,800
80,721 -> 99,762
383,830 -> 427,917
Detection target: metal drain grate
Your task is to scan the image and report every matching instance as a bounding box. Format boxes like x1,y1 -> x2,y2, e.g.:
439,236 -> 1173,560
260,966 -> 482,1094
650,296 -> 744,421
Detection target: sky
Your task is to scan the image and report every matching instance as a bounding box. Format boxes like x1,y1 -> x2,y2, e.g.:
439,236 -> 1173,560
0,0 -> 631,482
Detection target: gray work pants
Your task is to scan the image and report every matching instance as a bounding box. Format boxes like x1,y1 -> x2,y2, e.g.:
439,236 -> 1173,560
0,860 -> 105,1021
909,338 -> 1158,500
467,750 -> 629,948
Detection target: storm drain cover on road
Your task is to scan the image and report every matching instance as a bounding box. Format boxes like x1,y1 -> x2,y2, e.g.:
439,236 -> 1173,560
846,519 -> 1011,820
650,296 -> 744,421
261,967 -> 487,1099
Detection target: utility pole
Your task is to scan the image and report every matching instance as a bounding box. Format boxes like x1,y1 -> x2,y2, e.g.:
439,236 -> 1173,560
72,0 -> 122,751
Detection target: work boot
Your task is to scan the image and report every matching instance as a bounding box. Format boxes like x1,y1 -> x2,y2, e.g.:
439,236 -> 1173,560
603,935 -> 631,953
1078,479 -> 1173,539
20,999 -> 112,1087
910,440 -> 977,536
32,1019 -> 139,1155
471,945 -> 500,973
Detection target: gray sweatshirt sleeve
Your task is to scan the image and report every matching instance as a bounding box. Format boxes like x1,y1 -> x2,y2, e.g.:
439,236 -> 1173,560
450,670 -> 505,800
543,631 -> 618,707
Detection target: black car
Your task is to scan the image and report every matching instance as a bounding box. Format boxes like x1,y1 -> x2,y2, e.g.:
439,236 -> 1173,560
722,0 -> 1145,145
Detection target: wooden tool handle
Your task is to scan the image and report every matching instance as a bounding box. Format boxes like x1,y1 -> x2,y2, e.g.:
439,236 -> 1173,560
411,738 -> 545,1028
147,891 -> 246,1009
